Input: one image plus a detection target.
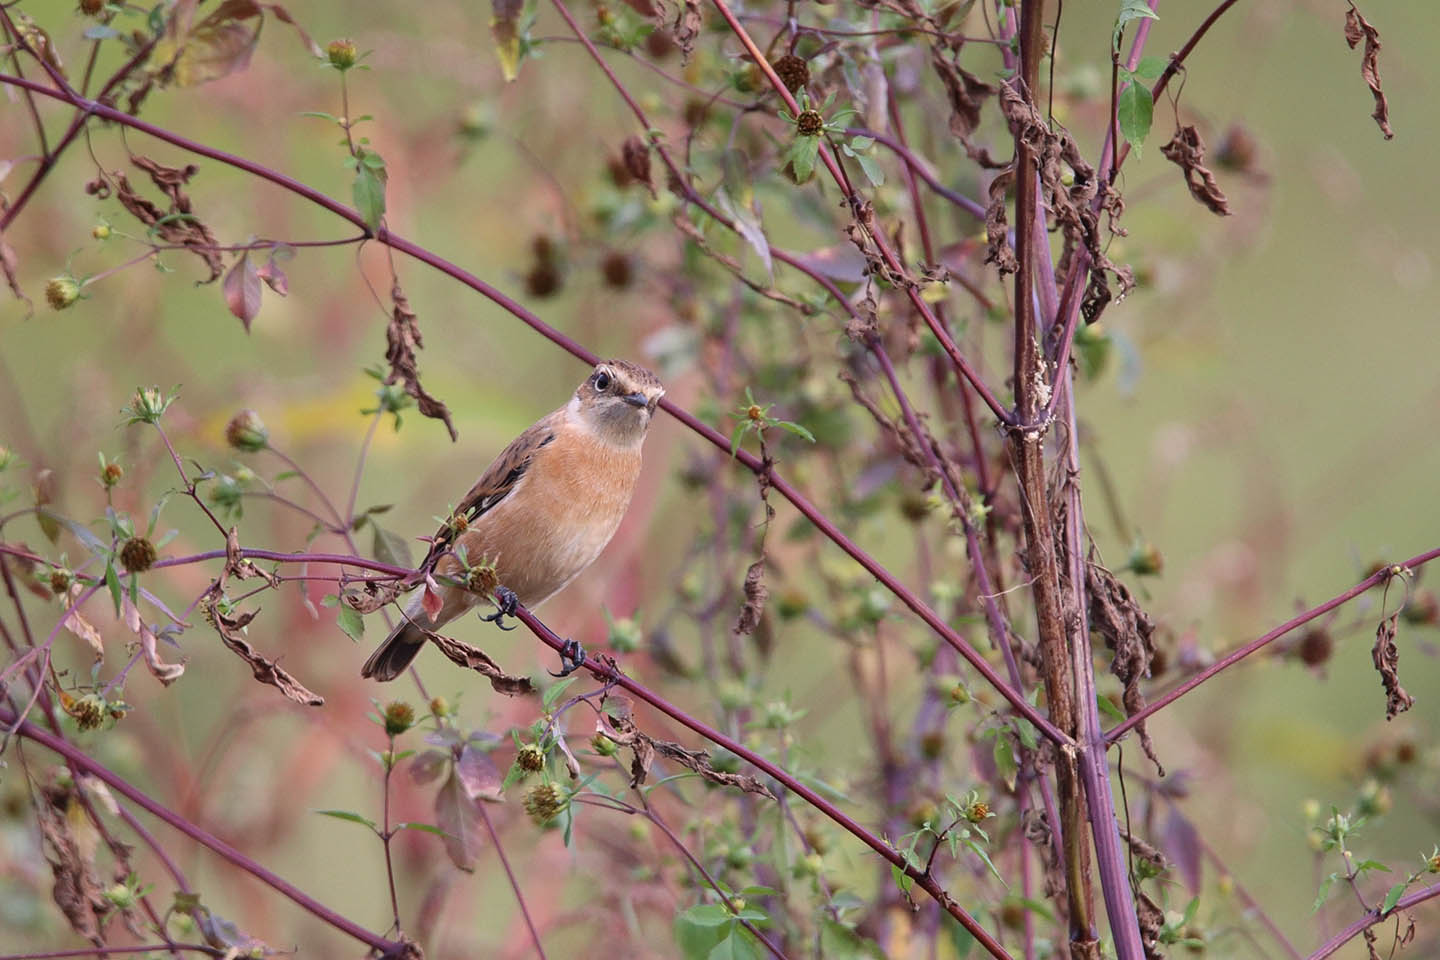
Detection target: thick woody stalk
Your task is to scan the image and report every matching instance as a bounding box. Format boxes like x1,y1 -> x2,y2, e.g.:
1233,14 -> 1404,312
1006,0 -> 1095,948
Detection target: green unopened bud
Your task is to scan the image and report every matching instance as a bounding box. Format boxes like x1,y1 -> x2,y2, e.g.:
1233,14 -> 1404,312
326,38 -> 359,70
127,386 -> 169,424
381,700 -> 415,736
46,275 -> 81,310
1127,540 -> 1164,576
590,733 -> 618,757
101,461 -> 124,488
607,615 -> 641,653
429,695 -> 452,718
104,882 -> 136,909
225,409 -> 269,452
92,222 -> 111,240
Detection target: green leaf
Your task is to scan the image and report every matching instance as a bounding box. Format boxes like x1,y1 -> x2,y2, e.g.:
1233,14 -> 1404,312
300,110 -> 340,122
394,821 -> 446,836
709,929 -> 762,960
353,157 -> 387,231
1117,81 -> 1154,157
1354,859 -> 1391,874
855,152 -> 885,188
775,420 -> 816,443
1313,872 -> 1338,913
372,524 -> 413,569
105,561 -> 122,616
992,735 -> 1018,792
542,675 -> 578,711
1382,881 -> 1406,915
1112,0 -> 1159,53
730,421 -> 750,459
1096,694 -> 1127,723
787,135 -> 821,184
1132,55 -> 1168,79
848,135 -> 874,152
964,837 -> 1005,884
314,808 -> 377,829
336,605 -> 365,642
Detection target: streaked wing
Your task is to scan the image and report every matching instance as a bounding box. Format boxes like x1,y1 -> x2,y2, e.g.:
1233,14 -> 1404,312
422,411 -> 558,568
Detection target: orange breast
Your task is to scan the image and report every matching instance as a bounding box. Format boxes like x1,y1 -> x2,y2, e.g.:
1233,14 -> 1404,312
442,423 -> 643,611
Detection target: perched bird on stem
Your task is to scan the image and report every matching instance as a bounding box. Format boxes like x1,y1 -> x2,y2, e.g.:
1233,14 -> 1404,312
361,360 -> 665,681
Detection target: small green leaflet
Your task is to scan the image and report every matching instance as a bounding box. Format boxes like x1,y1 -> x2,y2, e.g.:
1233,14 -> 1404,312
1117,82 -> 1154,157
353,150 -> 387,230
1382,881 -> 1406,915
314,809 -> 377,830
1113,0 -> 1159,53
786,135 -> 821,184
336,605 -> 364,642
542,675 -> 579,711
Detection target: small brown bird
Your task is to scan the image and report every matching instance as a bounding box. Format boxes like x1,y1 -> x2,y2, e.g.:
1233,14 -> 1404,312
361,360 -> 665,681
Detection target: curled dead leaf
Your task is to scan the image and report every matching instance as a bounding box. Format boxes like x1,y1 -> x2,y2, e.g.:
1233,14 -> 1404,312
113,158 -> 223,282
1160,125 -> 1230,216
61,585 -> 104,662
204,599 -> 323,705
1371,613 -> 1413,720
427,632 -> 535,697
387,283 -> 459,441
1088,561 -> 1163,775
732,557 -> 768,638
1345,3 -> 1394,140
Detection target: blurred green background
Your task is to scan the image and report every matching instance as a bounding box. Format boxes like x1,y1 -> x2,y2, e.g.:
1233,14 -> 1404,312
2,1 -> 1438,957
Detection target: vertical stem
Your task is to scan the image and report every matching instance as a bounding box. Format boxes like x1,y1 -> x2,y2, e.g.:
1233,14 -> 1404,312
1007,0 -> 1095,948
476,802 -> 549,960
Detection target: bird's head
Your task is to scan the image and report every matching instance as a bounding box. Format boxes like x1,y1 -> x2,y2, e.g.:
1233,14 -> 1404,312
571,360 -> 665,447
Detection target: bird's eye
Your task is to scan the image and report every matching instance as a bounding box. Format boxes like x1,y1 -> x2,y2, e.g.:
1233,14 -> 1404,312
594,371 -> 612,391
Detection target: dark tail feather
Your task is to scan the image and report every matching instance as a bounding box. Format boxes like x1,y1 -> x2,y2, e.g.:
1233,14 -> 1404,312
361,618 -> 429,681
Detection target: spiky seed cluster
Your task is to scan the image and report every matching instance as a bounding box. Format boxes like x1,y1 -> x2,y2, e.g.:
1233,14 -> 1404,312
326,39 -> 358,70
46,276 -> 80,310
382,701 -> 416,736
465,560 -> 498,597
119,537 -> 156,573
772,54 -> 809,92
49,568 -> 72,595
796,110 -> 824,137
225,410 -> 269,452
523,782 -> 566,824
73,694 -> 105,732
516,743 -> 546,773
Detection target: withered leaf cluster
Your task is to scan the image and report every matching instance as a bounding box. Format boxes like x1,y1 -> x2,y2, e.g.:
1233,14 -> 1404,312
606,697 -> 773,798
1371,613 -> 1413,720
1344,3 -> 1394,140
1087,561 -> 1162,774
205,600 -> 324,705
387,282 -> 459,441
114,156 -> 224,282
998,84 -> 1134,325
732,557 -> 768,639
1160,125 -> 1231,216
427,631 -> 535,697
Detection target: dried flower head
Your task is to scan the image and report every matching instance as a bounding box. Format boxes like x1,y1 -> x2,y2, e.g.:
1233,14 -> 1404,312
517,743 -> 546,773
523,782 -> 566,824
772,54 -> 809,92
48,567 -> 72,595
795,110 -> 824,137
119,537 -> 157,573
72,694 -> 105,732
225,410 -> 269,452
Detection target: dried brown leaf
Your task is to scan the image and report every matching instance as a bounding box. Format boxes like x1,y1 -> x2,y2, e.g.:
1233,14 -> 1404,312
1136,890 -> 1165,960
61,585 -> 104,661
650,737 -> 774,798
386,283 -> 459,441
1345,3 -> 1393,140
223,527 -> 278,586
255,256 -> 288,295
37,783 -> 105,945
732,558 -> 768,638
119,593 -> 186,684
344,579 -> 408,614
222,253 -> 262,330
674,0 -> 702,63
621,135 -> 654,194
1371,613 -> 1413,719
930,46 -> 994,139
983,169 -> 1018,275
14,13 -> 66,80
114,158 -> 224,282
434,767 -> 484,871
1160,125 -> 1230,216
205,600 -> 324,705
1087,561 -> 1163,775
428,632 -> 535,697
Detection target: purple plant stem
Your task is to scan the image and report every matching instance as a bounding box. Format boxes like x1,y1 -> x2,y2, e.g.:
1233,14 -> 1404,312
476,801 -> 549,960
844,126 -> 986,221
0,947 -> 222,959
0,708 -> 406,955
511,604 -> 1014,960
1305,880 -> 1440,960
1108,546 -> 1440,741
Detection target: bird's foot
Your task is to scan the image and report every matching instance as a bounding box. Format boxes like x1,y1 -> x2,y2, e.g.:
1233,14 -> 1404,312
548,638 -> 587,677
479,585 -> 519,631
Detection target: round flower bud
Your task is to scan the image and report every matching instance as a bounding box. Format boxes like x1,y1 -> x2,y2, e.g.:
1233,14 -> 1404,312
382,700 -> 416,736
101,461 -> 124,488
523,782 -> 566,824
517,743 -> 546,773
795,110 -> 824,137
92,223 -> 111,240
428,696 -> 451,718
326,38 -> 359,70
964,797 -> 991,823
48,567 -> 72,595
590,733 -> 618,757
119,537 -> 157,573
771,54 -> 809,92
46,275 -> 81,310
225,409 -> 269,452
103,882 -> 135,909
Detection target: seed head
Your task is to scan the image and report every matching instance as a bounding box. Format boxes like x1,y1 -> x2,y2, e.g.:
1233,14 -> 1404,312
795,110 -> 824,137
600,251 -> 632,289
48,568 -> 72,595
963,797 -> 991,823
72,694 -> 105,732
119,537 -> 156,573
46,275 -> 81,310
1296,628 -> 1333,667
772,54 -> 809,93
79,0 -> 105,16
523,782 -> 566,824
225,409 -> 269,452
517,743 -> 546,773
326,38 -> 359,70
382,700 -> 416,736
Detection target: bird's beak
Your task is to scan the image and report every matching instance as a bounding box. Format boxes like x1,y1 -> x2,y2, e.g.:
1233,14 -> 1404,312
622,392 -> 649,408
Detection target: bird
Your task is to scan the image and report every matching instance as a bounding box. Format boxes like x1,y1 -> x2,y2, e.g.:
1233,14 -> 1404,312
361,360 -> 665,681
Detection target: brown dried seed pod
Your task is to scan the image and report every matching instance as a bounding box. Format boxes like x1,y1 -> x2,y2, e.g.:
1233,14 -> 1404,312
772,54 -> 810,93
119,537 -> 157,573
796,110 -> 824,137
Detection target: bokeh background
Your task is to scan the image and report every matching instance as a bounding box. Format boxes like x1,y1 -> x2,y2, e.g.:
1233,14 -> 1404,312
1,0 -> 1438,957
